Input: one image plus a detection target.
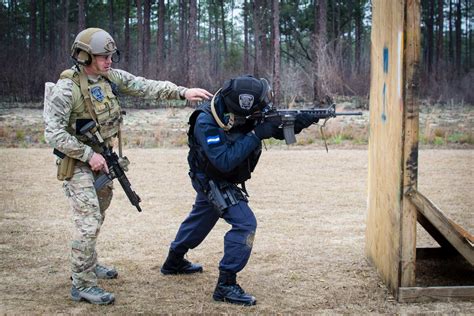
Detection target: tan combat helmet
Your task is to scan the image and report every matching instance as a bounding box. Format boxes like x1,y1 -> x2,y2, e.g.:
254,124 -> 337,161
71,28 -> 119,65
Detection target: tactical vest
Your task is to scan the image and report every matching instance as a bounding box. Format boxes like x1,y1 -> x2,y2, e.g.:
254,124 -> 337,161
60,68 -> 122,145
187,104 -> 262,184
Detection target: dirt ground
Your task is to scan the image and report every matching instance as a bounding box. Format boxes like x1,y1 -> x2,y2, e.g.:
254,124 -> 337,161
0,148 -> 472,314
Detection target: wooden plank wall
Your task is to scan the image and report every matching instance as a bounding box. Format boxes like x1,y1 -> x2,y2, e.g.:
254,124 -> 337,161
366,0 -> 407,293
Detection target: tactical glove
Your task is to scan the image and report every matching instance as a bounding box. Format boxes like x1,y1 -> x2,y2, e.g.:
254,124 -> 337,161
253,121 -> 281,140
294,113 -> 318,134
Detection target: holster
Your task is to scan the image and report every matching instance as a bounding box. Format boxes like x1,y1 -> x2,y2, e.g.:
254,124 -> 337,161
57,155 -> 76,181
207,180 -> 247,215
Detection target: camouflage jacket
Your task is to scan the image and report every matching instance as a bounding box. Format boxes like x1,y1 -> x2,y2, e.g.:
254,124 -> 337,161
43,68 -> 187,162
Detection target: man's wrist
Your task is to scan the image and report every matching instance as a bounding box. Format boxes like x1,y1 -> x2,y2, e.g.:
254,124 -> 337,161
178,87 -> 188,100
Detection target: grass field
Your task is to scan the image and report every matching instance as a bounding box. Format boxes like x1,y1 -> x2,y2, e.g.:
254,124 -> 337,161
0,148 -> 472,313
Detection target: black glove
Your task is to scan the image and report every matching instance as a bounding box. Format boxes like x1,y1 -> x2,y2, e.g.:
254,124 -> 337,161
294,113 -> 318,134
254,121 -> 281,140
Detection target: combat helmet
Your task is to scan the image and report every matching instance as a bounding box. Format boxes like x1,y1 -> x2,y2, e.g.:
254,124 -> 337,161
221,75 -> 272,116
71,28 -> 120,65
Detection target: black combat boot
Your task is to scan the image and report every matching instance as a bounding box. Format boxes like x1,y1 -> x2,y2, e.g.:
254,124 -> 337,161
160,249 -> 203,275
213,271 -> 256,306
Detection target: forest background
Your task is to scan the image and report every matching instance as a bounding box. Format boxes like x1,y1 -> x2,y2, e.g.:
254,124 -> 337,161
0,0 -> 472,107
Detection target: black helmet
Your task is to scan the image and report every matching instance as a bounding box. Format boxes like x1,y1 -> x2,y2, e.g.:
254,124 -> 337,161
221,75 -> 272,116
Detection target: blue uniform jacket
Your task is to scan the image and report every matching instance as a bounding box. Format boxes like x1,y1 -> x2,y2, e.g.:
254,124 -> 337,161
192,97 -> 261,174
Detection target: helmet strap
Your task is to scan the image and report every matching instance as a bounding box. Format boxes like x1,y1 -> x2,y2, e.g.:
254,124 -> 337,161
211,89 -> 234,132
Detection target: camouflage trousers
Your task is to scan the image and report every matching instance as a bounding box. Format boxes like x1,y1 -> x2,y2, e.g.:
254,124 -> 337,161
63,162 -> 113,289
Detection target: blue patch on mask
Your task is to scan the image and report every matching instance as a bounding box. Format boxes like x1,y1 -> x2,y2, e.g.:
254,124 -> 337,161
91,86 -> 105,102
206,135 -> 220,145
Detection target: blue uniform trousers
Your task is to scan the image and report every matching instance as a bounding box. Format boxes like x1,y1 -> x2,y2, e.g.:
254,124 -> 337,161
170,187 -> 257,274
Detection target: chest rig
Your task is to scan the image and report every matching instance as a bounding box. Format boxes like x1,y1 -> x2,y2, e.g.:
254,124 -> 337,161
60,67 -> 122,147
187,103 -> 262,185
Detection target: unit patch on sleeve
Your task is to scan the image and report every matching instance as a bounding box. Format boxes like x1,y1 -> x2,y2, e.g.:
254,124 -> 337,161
205,128 -> 221,147
206,135 -> 221,145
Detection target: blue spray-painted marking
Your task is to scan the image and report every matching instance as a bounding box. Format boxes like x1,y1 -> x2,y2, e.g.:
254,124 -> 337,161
381,46 -> 388,123
383,47 -> 389,73
382,83 -> 387,122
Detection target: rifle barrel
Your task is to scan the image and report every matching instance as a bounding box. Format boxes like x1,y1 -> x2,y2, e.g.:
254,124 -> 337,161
335,111 -> 363,116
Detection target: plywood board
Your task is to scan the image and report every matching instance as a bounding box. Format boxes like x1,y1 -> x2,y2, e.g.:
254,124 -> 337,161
366,0 -> 406,292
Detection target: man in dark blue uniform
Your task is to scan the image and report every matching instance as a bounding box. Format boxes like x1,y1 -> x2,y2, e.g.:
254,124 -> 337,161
160,75 -> 316,306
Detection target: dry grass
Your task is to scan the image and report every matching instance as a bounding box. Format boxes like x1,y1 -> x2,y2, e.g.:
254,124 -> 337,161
0,148 -> 473,314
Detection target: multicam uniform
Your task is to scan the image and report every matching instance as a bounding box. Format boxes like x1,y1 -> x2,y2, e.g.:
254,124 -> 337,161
43,67 -> 187,289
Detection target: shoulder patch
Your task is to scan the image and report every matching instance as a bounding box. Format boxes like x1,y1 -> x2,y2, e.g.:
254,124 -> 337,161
204,128 -> 221,146
206,135 -> 221,145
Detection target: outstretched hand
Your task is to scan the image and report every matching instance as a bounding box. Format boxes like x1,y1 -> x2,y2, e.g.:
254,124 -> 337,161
184,88 -> 213,101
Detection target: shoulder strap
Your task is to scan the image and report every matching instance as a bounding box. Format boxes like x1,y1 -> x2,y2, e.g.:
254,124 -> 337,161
59,69 -> 80,86
77,67 -> 98,123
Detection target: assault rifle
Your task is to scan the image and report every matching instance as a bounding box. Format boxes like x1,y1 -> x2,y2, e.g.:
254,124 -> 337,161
79,121 -> 143,212
249,97 -> 363,146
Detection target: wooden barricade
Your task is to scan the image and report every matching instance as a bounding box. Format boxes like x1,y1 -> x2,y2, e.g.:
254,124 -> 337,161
366,0 -> 473,302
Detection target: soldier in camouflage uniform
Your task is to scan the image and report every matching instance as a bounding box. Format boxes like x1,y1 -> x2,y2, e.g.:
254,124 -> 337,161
43,27 -> 212,305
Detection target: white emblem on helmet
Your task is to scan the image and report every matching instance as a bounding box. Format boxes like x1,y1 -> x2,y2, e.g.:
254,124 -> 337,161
239,94 -> 254,110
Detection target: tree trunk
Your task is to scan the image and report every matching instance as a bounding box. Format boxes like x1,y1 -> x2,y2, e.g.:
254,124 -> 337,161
466,0 -> 471,70
448,0 -> 453,63
213,2 -> 220,77
29,0 -> 37,59
136,0 -> 143,75
125,0 -> 130,70
455,0 -> 462,74
436,0 -> 444,71
243,0 -> 249,73
261,0 -> 269,73
331,0 -> 338,51
188,0 -> 198,87
253,0 -> 262,77
144,0 -> 151,76
49,0 -> 56,63
347,0 -> 354,69
109,0 -> 114,39
354,0 -> 363,74
426,0 -> 435,72
313,0 -> 327,101
157,0 -> 165,78
61,0 -> 70,62
272,0 -> 281,106
219,0 -> 228,57
208,1 -> 213,76
40,0 -> 45,56
179,0 -> 188,75
78,0 -> 85,31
